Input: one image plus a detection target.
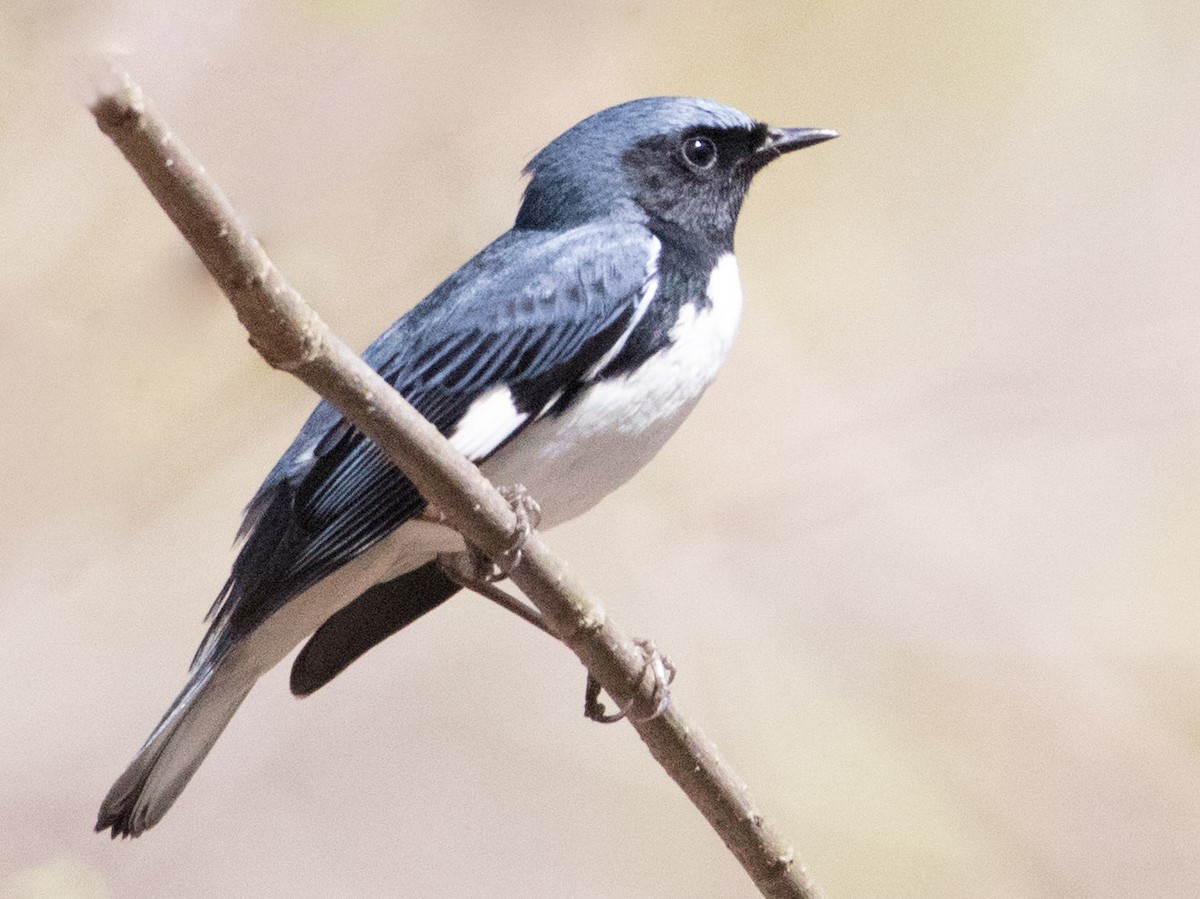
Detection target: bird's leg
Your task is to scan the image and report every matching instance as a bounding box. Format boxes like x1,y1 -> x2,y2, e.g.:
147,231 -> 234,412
492,483 -> 541,576
584,638 -> 676,724
437,550 -> 555,637
443,549 -> 677,723
417,482 -> 539,579
435,483 -> 549,633
440,485 -> 674,725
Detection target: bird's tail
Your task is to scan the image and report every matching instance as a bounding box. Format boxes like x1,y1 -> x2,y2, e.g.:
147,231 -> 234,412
96,661 -> 253,838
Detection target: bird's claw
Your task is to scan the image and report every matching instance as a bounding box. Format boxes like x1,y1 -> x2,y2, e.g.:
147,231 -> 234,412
492,484 -> 541,577
584,638 -> 676,724
435,483 -> 551,638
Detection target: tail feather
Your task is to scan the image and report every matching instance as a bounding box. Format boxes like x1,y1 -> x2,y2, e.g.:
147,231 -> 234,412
96,663 -> 253,838
290,561 -> 460,696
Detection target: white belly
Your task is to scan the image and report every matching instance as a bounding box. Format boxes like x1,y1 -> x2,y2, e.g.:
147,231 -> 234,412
481,253 -> 742,527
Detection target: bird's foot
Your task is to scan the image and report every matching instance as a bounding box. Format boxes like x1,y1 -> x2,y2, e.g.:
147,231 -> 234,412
435,484 -> 548,634
494,483 -> 541,576
584,638 -> 676,724
431,483 -> 539,586
437,551 -> 554,637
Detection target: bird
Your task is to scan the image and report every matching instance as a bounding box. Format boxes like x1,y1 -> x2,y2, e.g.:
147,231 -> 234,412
96,96 -> 836,837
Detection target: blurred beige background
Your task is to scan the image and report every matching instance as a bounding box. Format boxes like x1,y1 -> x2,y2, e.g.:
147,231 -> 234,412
2,1 -> 1198,897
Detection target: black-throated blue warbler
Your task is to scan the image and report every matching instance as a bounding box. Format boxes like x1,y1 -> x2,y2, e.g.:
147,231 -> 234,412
97,97 -> 835,837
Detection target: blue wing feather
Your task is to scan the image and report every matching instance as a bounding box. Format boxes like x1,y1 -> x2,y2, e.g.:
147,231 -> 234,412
198,223 -> 658,663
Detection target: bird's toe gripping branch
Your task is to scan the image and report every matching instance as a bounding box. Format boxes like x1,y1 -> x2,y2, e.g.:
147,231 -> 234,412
584,638 -> 677,724
436,483 -> 550,635
495,483 -> 542,575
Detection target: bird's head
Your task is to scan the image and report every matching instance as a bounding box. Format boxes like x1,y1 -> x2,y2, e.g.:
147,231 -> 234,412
515,97 -> 835,248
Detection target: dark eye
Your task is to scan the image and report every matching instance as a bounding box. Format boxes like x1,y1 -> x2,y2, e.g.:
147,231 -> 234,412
681,136 -> 717,170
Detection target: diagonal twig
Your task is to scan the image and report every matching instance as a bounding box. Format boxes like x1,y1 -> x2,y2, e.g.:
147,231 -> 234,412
89,70 -> 826,899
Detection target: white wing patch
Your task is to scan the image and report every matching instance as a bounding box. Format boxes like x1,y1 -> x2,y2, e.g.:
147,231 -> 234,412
449,385 -> 529,461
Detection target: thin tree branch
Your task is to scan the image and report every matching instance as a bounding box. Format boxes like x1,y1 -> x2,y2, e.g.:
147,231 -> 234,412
89,70 -> 826,899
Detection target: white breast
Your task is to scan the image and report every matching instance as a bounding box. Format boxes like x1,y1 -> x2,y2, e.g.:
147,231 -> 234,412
481,252 -> 743,527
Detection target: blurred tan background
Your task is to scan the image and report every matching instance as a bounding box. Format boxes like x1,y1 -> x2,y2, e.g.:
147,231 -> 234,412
2,1 -> 1198,897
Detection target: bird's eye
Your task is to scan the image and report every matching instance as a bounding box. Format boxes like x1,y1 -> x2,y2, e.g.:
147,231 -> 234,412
681,136 -> 718,170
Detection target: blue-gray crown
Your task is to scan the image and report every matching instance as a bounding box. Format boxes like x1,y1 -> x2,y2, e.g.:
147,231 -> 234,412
515,97 -> 757,231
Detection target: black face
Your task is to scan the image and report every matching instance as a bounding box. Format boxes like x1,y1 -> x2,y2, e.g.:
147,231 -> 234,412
621,122 -> 774,250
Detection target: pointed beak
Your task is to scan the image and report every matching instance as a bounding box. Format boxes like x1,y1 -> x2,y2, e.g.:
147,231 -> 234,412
755,126 -> 838,165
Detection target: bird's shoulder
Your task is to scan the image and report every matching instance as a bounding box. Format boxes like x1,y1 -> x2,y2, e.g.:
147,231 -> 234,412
368,222 -> 660,360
